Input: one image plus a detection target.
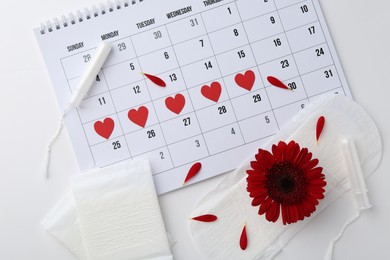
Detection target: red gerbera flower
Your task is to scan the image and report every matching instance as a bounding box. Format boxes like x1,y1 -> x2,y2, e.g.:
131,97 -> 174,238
246,141 -> 326,225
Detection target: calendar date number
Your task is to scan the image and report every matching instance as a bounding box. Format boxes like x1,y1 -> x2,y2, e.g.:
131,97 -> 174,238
218,105 -> 227,114
112,141 -> 121,150
147,129 -> 156,138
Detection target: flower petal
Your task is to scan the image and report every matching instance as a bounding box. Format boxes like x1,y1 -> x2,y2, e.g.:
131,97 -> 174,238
305,167 -> 324,179
251,192 -> 268,206
258,196 -> 272,215
250,161 -> 266,172
265,201 -> 280,222
296,204 -> 305,220
272,144 -> 283,162
261,150 -> 276,167
297,150 -> 313,168
295,148 -> 308,166
249,187 -> 267,199
301,158 -> 319,170
283,141 -> 297,162
281,205 -> 288,225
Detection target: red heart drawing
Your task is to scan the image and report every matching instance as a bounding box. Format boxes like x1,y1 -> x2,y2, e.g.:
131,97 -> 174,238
128,106 -> 149,128
165,93 -> 186,114
94,118 -> 115,139
201,81 -> 222,102
235,70 -> 255,91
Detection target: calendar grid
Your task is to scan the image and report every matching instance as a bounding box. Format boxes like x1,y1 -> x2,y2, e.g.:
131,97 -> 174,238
100,68 -> 133,158
38,0 -> 352,193
198,11 -> 246,144
163,24 -> 211,157
275,0 -> 308,12
76,0 -> 339,163
273,0 -> 310,111
74,54 -> 330,110
63,18 -> 325,84
152,130 -> 278,177
128,35 -> 175,167
86,80 -> 342,150
310,0 -> 347,97
64,36 -> 329,104
232,0 -> 280,131
60,56 -> 99,165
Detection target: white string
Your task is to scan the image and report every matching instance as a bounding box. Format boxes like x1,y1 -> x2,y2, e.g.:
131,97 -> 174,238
43,105 -> 72,178
324,210 -> 362,260
42,42 -> 111,178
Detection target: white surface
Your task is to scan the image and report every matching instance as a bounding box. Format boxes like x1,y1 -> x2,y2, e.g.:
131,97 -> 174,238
0,0 -> 389,259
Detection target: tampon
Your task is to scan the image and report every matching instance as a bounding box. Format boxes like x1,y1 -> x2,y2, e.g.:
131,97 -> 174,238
340,138 -> 371,210
68,42 -> 112,109
44,42 -> 112,178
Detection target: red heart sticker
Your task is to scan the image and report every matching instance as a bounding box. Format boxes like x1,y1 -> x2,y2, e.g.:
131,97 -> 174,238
165,93 -> 186,114
235,70 -> 255,91
128,106 -> 149,128
201,81 -> 222,102
94,118 -> 115,139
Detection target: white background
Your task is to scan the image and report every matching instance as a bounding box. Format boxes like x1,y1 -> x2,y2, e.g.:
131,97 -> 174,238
0,0 -> 389,259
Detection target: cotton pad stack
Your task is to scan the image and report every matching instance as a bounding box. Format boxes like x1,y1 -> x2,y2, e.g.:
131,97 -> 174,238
42,159 -> 172,260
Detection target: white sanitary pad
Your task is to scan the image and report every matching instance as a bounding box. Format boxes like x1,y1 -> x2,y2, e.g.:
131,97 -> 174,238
42,159 -> 172,260
189,95 -> 382,260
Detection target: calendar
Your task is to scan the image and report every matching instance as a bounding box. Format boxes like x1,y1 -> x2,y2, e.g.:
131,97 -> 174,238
34,0 -> 351,194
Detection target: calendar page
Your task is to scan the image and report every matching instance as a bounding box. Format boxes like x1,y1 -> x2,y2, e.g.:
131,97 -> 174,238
34,0 -> 351,194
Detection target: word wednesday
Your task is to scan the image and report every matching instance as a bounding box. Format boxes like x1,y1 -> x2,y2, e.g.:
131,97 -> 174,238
166,6 -> 192,19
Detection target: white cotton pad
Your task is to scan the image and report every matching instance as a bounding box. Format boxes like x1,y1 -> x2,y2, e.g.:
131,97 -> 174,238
189,95 -> 382,260
42,193 -> 88,259
42,159 -> 172,260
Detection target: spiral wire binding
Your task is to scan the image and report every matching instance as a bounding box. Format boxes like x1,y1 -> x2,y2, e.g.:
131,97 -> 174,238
40,0 -> 144,34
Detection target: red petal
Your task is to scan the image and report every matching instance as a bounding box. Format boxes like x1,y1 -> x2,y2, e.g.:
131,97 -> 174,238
308,178 -> 327,186
183,162 -> 202,185
301,158 -> 319,170
251,192 -> 268,206
240,225 -> 248,250
283,205 -> 291,225
143,73 -> 166,87
316,116 -> 325,142
308,186 -> 326,194
297,149 -> 312,168
290,143 -> 301,163
249,187 -> 268,198
285,141 -> 300,162
310,192 -> 325,200
259,197 -> 272,215
267,76 -> 290,90
259,150 -> 276,167
191,214 -> 217,222
265,201 -> 280,222
250,161 -> 266,172
306,194 -> 320,206
305,167 -> 324,179
302,199 -> 316,216
296,205 -> 305,220
295,148 -> 308,165
281,206 -> 288,225
290,205 -> 299,223
272,144 -> 283,162
277,141 -> 287,154
246,176 -> 266,186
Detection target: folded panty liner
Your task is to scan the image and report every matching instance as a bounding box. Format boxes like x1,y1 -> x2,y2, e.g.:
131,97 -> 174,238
189,95 -> 382,260
42,159 -> 172,260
